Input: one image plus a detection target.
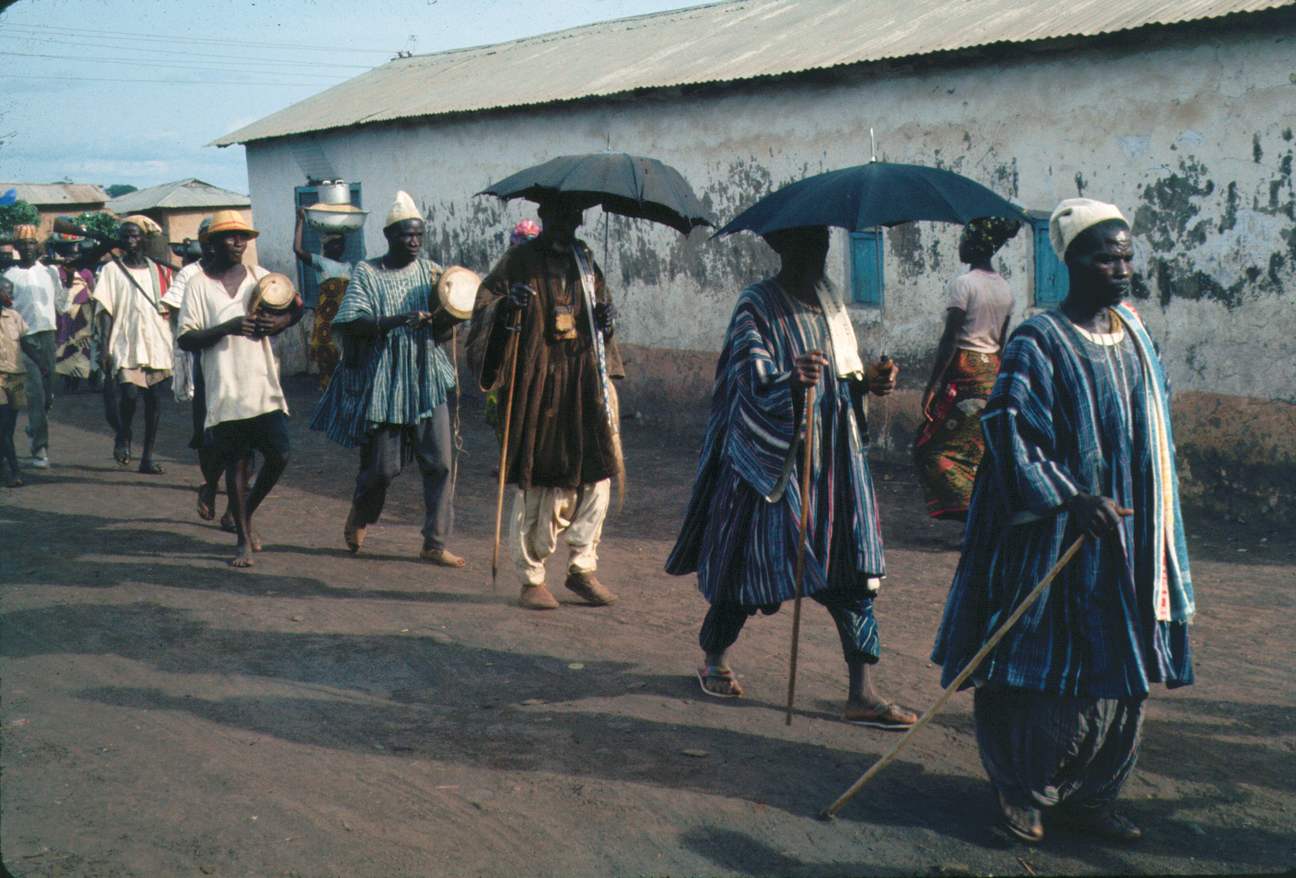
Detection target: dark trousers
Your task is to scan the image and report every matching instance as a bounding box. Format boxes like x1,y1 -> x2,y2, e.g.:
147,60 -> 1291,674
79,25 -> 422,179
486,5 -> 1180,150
700,586 -> 881,665
352,406 -> 454,550
0,404 -> 18,476
973,686 -> 1145,812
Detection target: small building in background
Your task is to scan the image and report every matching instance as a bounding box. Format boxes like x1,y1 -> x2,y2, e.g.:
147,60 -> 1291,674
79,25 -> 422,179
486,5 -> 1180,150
1,182 -> 108,238
106,178 -> 257,262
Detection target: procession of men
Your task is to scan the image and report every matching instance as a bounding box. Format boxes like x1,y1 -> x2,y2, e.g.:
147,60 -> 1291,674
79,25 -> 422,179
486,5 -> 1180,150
0,178 -> 1197,852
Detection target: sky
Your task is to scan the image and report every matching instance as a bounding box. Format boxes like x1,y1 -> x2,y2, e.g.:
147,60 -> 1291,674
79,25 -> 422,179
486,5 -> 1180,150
0,0 -> 713,195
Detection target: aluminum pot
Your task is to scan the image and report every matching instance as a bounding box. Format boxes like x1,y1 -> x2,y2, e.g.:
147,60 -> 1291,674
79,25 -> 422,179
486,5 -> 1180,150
315,181 -> 351,205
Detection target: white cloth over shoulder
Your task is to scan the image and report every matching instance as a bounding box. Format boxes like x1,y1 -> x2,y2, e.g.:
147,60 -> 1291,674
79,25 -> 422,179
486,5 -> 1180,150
178,265 -> 289,429
813,280 -> 865,380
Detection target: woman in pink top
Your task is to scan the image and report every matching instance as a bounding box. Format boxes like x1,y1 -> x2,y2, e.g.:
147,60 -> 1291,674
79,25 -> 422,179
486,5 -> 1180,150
914,217 -> 1020,520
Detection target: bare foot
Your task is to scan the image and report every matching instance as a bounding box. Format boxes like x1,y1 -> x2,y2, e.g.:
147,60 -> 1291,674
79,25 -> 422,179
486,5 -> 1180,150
196,485 -> 216,521
230,544 -> 255,568
249,529 -> 263,552
220,510 -> 237,533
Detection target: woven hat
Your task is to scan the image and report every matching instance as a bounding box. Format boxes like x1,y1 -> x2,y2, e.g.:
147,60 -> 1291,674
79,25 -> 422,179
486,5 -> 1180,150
207,210 -> 259,239
121,214 -> 163,236
1048,198 -> 1127,259
12,224 -> 39,241
384,191 -> 422,228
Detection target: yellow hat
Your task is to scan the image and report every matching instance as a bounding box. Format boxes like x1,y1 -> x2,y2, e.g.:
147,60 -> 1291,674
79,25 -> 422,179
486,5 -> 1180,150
384,190 -> 422,228
121,214 -> 163,236
206,210 -> 259,239
12,224 -> 39,241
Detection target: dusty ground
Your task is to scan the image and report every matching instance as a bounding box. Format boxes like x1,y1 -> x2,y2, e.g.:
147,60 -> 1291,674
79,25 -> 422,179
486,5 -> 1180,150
2,376 -> 1294,878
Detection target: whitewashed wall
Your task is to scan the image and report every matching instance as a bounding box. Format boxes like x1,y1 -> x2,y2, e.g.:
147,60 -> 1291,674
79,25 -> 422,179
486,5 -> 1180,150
241,21 -> 1296,403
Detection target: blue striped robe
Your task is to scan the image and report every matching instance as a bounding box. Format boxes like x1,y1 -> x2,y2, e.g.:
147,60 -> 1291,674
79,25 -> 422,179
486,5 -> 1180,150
310,258 -> 457,447
932,305 -> 1194,698
666,279 -> 885,606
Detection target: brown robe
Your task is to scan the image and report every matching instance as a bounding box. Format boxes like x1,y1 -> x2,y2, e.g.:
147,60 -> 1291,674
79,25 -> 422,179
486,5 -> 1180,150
468,237 -> 624,490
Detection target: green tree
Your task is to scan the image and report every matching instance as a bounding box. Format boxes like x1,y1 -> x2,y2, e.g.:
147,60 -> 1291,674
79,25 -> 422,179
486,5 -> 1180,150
104,184 -> 137,198
0,199 -> 40,238
72,211 -> 119,240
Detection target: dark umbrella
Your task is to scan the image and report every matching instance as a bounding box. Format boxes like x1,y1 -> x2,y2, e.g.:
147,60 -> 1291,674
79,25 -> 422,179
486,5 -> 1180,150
714,161 -> 1025,237
478,152 -> 713,235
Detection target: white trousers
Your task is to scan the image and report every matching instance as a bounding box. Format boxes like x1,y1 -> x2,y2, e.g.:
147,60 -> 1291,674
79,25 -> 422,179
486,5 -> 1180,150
510,479 -> 610,586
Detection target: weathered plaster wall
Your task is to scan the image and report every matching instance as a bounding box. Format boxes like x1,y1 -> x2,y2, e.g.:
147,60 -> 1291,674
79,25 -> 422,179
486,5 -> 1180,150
243,17 -> 1296,514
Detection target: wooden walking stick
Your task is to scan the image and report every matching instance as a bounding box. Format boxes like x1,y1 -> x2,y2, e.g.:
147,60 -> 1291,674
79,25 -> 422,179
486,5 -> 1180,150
785,383 -> 817,726
491,310 -> 524,590
819,532 -> 1092,819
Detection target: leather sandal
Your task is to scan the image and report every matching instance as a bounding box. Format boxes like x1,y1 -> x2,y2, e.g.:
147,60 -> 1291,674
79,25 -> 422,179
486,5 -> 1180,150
843,701 -> 918,730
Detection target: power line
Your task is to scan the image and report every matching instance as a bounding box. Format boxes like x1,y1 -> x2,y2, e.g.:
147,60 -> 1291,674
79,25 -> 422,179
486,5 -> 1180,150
0,73 -> 330,87
0,31 -> 377,69
2,48 -> 351,79
0,20 -> 397,54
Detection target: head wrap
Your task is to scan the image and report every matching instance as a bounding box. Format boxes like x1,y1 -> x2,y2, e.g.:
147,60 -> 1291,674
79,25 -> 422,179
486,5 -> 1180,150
961,216 -> 1021,257
11,224 -> 39,242
384,191 -> 422,228
206,210 -> 259,239
510,219 -> 541,245
121,214 -> 163,236
1049,198 -> 1128,259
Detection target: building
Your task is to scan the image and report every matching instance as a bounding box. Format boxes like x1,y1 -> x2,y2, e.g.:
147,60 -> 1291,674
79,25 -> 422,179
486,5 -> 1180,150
105,178 -> 257,262
1,182 -> 108,239
215,0 -> 1296,516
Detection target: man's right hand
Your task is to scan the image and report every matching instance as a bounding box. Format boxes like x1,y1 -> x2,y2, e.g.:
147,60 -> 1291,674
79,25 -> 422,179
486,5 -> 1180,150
1067,492 -> 1133,538
238,315 -> 260,338
792,351 -> 829,388
501,283 -> 534,315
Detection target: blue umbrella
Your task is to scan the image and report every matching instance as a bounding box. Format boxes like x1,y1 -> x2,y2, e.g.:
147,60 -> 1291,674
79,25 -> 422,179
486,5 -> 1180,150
714,161 -> 1025,237
0,188 -> 17,206
479,152 -> 713,235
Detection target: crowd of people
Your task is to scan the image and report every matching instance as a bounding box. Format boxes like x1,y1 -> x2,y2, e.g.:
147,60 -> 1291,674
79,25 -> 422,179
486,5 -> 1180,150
0,191 -> 1194,845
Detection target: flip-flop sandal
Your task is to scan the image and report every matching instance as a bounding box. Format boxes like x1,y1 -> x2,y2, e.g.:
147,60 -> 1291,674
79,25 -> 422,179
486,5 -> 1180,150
138,460 -> 164,475
844,702 -> 918,730
196,485 -> 216,521
113,441 -> 131,466
696,665 -> 744,699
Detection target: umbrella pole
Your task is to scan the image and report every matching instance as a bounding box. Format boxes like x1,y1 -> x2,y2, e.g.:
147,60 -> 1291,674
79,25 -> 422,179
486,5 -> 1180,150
785,385 -> 816,726
818,534 -> 1088,819
491,314 -> 523,591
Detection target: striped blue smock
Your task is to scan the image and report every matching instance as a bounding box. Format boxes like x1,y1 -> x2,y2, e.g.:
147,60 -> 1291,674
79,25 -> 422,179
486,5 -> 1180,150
666,279 -> 885,607
932,306 -> 1194,698
310,257 -> 456,447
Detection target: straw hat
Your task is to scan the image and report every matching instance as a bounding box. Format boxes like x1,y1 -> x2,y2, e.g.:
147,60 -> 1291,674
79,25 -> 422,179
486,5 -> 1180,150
121,214 -> 163,236
12,224 -> 39,241
207,210 -> 259,239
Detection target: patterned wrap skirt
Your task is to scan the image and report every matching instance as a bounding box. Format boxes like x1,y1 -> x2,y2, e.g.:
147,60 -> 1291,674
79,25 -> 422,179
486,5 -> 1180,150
913,348 -> 999,520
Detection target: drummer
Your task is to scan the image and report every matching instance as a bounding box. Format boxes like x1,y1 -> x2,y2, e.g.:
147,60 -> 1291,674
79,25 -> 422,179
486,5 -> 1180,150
310,191 -> 467,567
177,211 -> 302,567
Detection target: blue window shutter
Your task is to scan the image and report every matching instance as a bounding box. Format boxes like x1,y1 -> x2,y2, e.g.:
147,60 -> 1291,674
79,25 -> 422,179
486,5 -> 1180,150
293,183 -> 365,308
849,229 -> 884,306
1032,217 -> 1068,306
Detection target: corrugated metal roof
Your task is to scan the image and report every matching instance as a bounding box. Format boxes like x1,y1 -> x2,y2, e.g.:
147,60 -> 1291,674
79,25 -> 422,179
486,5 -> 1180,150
105,178 -> 251,213
1,182 -> 107,206
214,0 -> 1296,146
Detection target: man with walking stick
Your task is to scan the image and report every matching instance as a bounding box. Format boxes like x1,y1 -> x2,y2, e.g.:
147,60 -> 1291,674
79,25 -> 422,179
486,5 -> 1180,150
469,197 -> 622,611
931,199 -> 1195,844
665,226 -> 915,729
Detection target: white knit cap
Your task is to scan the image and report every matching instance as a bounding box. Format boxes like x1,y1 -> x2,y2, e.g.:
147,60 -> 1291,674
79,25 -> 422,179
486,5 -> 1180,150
384,190 -> 422,228
1048,198 -> 1128,258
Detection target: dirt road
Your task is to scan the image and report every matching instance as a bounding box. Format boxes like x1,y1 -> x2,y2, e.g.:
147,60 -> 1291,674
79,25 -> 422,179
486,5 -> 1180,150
2,378 -> 1293,877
